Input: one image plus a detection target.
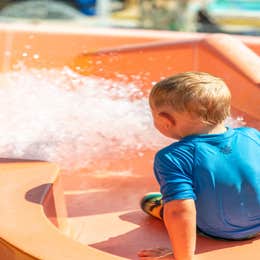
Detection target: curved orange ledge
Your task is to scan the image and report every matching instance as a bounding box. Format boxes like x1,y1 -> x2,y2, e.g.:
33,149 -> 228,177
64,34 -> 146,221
0,159 -> 124,260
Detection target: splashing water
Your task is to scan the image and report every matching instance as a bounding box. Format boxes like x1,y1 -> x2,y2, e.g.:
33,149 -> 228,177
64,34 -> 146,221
0,66 -> 245,170
0,66 -> 170,169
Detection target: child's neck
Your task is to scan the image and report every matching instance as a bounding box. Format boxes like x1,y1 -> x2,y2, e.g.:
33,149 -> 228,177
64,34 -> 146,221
182,123 -> 227,138
171,110 -> 227,139
203,124 -> 227,135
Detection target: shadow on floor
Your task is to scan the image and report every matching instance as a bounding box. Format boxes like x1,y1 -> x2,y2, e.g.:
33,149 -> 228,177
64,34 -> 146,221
91,210 -> 258,260
0,157 -> 45,163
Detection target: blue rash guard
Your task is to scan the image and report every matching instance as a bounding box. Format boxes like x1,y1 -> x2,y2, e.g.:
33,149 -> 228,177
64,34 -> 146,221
154,127 -> 260,239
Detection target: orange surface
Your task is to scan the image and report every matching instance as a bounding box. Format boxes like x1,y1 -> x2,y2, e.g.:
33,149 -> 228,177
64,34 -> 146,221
0,25 -> 259,260
72,34 -> 260,122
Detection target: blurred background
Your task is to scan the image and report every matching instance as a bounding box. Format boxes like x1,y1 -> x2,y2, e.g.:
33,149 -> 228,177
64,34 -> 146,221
0,0 -> 260,35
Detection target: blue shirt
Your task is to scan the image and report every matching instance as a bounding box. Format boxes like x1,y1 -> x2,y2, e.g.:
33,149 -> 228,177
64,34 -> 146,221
154,127 -> 260,239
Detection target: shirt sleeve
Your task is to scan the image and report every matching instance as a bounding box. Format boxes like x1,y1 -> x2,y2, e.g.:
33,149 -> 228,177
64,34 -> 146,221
154,149 -> 196,204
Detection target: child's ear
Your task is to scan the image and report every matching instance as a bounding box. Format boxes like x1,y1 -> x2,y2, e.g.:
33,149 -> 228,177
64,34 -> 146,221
158,112 -> 176,127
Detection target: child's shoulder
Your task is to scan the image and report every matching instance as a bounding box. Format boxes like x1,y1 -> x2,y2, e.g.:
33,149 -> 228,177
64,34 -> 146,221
234,127 -> 260,141
156,139 -> 195,160
155,141 -> 195,173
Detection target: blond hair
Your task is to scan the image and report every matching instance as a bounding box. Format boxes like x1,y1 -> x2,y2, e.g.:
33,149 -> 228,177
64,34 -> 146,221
149,72 -> 231,125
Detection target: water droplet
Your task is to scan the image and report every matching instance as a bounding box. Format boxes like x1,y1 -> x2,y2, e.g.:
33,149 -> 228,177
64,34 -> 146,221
25,44 -> 32,50
4,51 -> 11,56
33,54 -> 40,60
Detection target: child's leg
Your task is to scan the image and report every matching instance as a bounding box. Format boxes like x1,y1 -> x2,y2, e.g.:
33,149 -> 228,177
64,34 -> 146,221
140,192 -> 163,220
140,193 -> 260,241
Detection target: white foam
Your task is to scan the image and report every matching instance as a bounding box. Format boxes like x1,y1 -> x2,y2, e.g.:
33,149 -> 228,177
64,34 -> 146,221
0,66 -> 246,170
0,66 -> 170,169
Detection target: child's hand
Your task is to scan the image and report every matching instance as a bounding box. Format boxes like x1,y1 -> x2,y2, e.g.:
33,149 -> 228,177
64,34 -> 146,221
137,247 -> 173,259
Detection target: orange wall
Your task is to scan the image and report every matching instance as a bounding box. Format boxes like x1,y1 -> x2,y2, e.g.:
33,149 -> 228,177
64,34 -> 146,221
197,43 -> 260,122
0,29 -> 160,71
71,37 -> 260,123
72,41 -> 198,92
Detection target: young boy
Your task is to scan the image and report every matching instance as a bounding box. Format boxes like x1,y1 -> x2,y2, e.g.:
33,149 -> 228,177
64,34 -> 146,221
138,72 -> 260,260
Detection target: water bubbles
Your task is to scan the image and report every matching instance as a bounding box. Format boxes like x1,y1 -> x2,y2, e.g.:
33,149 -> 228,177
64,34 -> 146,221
22,52 -> 28,57
33,53 -> 40,60
28,34 -> 35,40
225,116 -> 246,128
4,51 -> 11,57
24,44 -> 32,50
0,66 -> 169,170
12,61 -> 25,70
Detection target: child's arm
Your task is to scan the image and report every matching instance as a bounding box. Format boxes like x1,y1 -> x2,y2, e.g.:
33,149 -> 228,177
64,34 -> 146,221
138,199 -> 196,260
164,198 -> 196,260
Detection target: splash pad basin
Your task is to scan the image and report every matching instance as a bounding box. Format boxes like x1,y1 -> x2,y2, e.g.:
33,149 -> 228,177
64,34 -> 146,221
0,24 -> 259,260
